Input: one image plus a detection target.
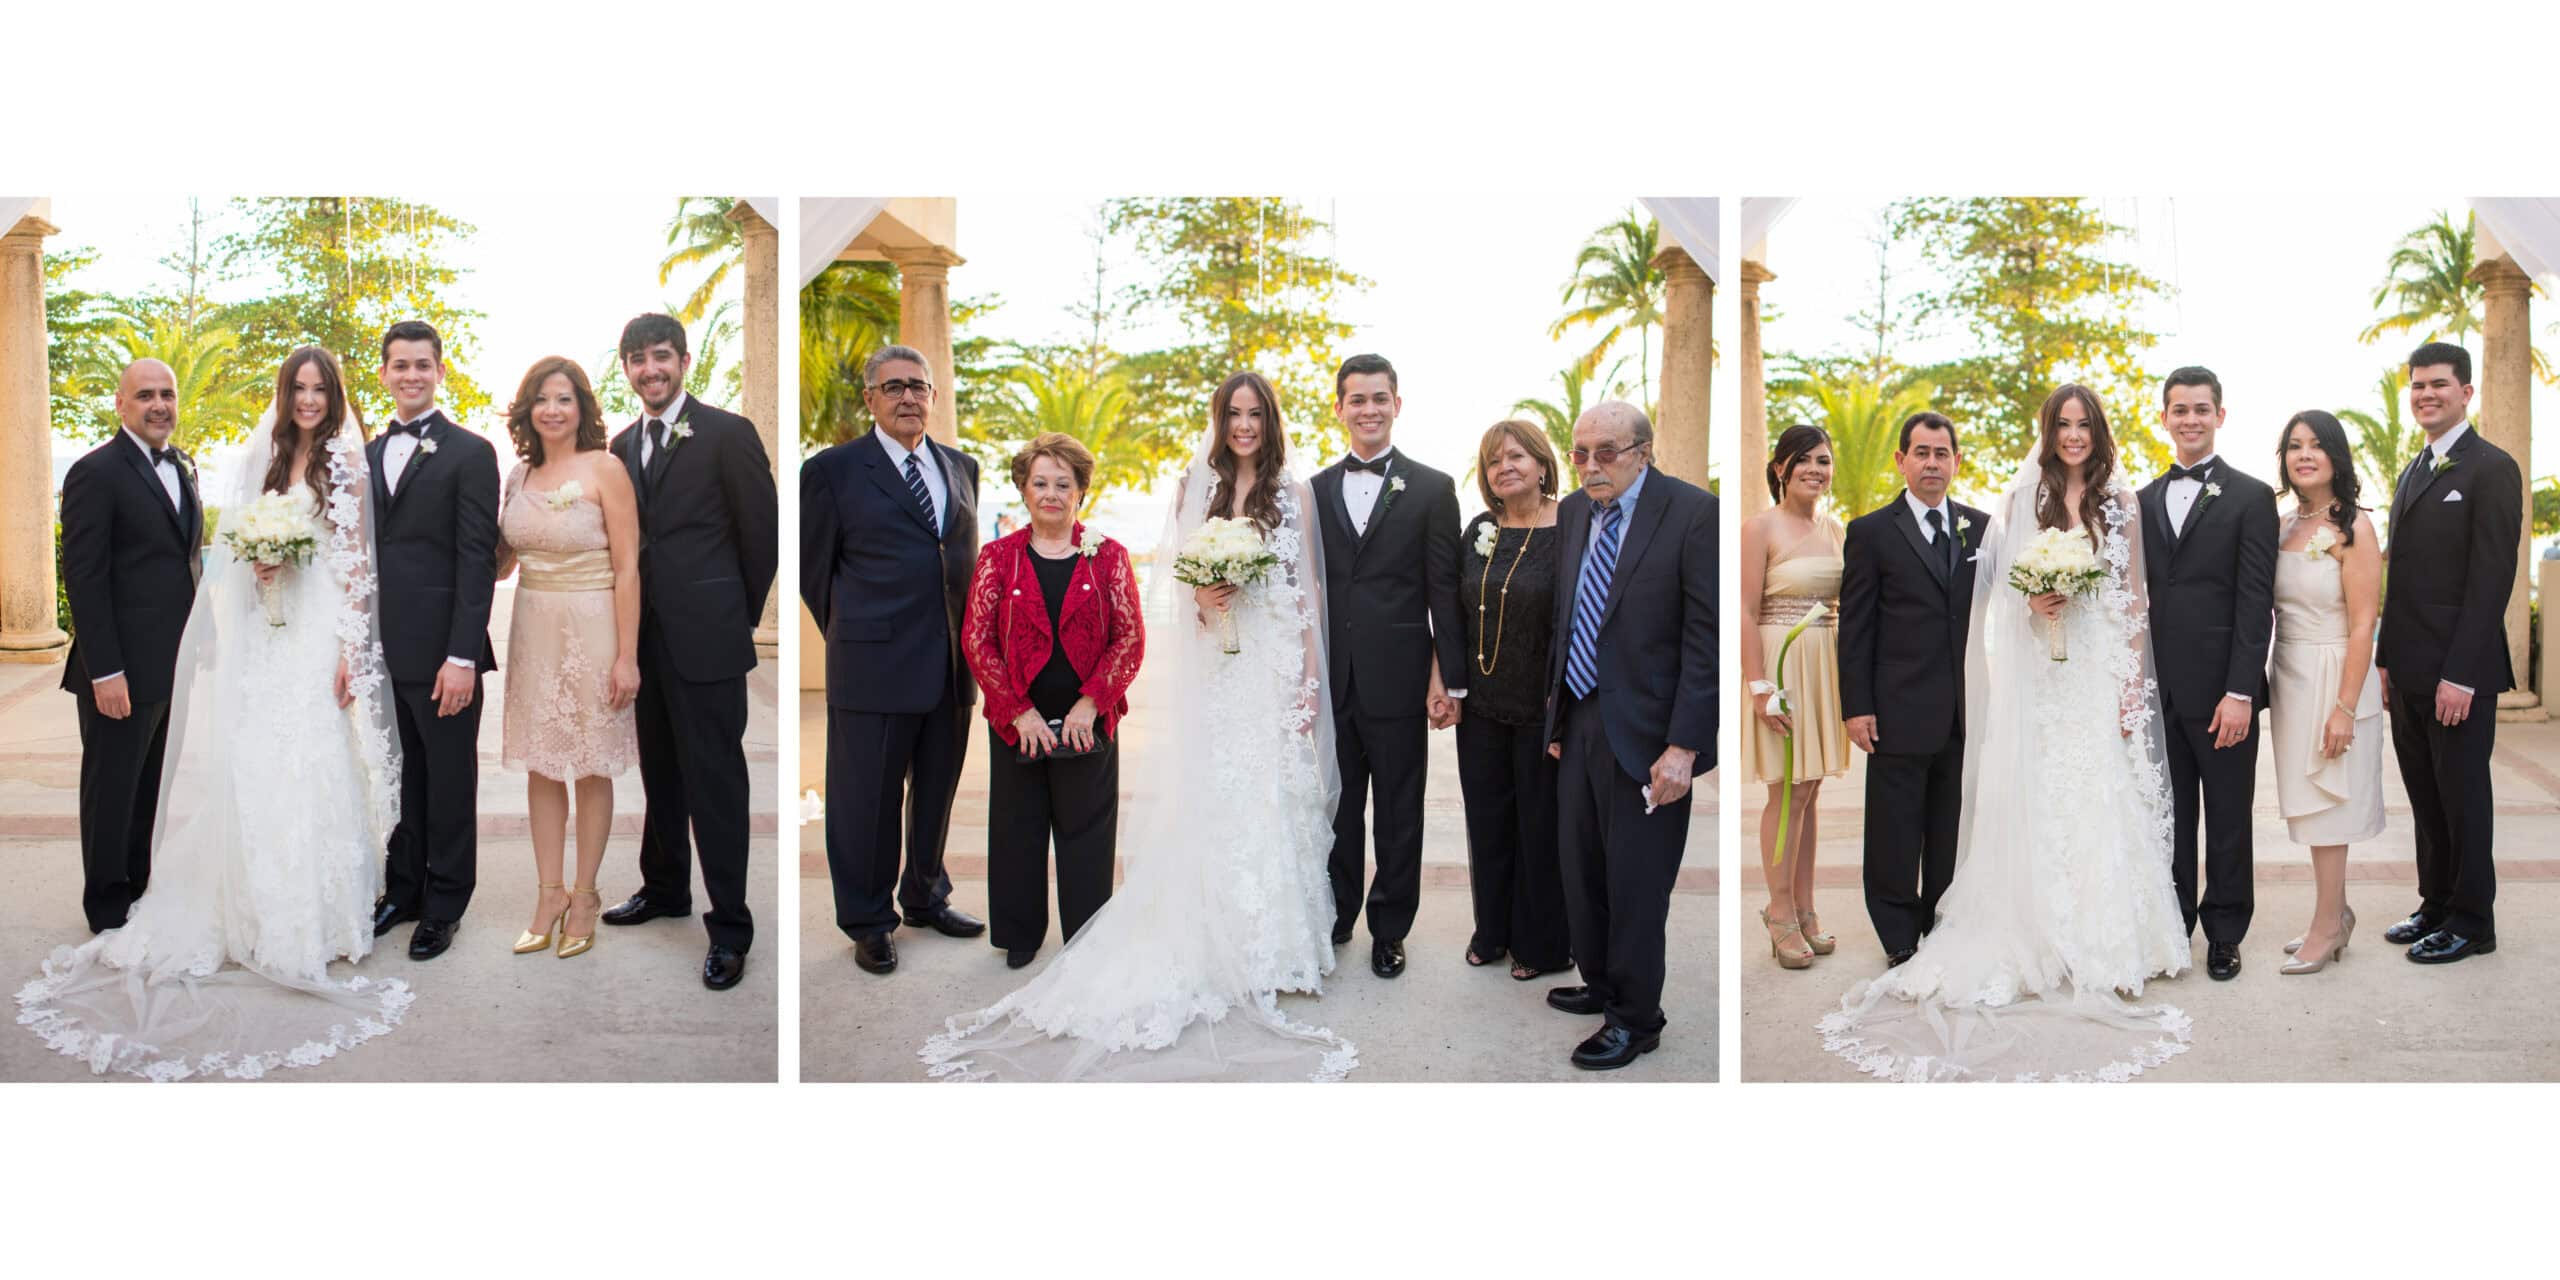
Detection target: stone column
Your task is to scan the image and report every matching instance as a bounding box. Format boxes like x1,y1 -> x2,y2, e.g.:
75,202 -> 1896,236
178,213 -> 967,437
1650,244 -> 1713,487
2542,558 -> 2558,707
1738,258 -> 1775,517
0,212 -> 68,664
884,246 -> 964,448
729,201 -> 782,658
2470,252 -> 2540,717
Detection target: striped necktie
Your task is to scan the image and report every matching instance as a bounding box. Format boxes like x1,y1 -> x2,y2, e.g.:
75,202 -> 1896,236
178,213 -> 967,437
903,452 -> 937,532
1565,501 -> 1623,700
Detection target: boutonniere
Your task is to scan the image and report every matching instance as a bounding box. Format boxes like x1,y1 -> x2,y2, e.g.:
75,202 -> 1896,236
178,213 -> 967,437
1077,528 -> 1103,558
1473,523 -> 1499,558
1956,515 -> 1973,541
2431,454 -> 2455,476
666,421 -> 694,449
2304,523 -> 2337,560
1389,475 -> 1406,494
543,481 -> 584,512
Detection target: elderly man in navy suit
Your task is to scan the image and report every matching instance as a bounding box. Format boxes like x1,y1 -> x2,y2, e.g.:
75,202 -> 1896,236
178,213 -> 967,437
802,345 -> 985,975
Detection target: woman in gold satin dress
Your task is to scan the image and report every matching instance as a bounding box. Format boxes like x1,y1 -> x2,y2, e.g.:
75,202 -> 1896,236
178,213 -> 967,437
1741,426 -> 1851,970
496,357 -> 643,959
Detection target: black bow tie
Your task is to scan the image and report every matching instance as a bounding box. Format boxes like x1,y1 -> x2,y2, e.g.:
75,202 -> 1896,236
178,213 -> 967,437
150,446 -> 180,468
386,418 -> 428,439
2166,461 -> 2213,484
1343,454 -> 1391,476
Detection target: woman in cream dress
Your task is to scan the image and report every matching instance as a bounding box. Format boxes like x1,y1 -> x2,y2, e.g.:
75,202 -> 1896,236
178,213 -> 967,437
1741,426 -> 1851,969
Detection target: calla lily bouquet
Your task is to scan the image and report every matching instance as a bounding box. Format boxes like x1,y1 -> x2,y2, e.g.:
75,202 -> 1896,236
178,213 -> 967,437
1768,600 -> 1828,866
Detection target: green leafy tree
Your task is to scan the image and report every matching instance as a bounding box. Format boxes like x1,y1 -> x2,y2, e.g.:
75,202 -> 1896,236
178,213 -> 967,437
796,259 -> 1001,451
1771,361 -> 1939,520
215,198 -> 491,429
81,309 -> 264,452
43,246 -> 121,440
1104,198 -> 1368,465
2335,366 -> 2425,498
2360,210 -> 2551,382
1550,210 -> 1664,406
1510,359 -> 1642,495
1890,197 -> 2169,481
973,346 -> 1181,516
659,196 -> 745,326
2532,475 -> 2558,539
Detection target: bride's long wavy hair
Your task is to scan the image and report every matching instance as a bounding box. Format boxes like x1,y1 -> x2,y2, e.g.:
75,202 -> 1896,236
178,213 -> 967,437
264,345 -> 368,511
2034,384 -> 2118,553
1206,370 -> 1288,531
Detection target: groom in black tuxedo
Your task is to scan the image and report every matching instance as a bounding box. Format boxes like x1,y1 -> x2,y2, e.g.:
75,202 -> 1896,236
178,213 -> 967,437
58,359 -> 202,934
1839,412 -> 1984,966
2137,366 -> 2277,981
367,320 -> 500,961
1309,353 -> 1467,980
597,314 -> 777,990
802,344 -> 984,976
2375,341 -> 2520,964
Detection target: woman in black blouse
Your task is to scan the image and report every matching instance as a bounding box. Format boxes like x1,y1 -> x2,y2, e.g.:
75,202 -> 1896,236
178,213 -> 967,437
1446,419 -> 1569,979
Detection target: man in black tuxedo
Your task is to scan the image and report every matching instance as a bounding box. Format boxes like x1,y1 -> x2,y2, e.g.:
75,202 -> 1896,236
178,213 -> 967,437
58,359 -> 202,934
802,344 -> 984,976
2136,366 -> 2277,980
366,320 -> 500,961
1839,412 -> 1984,966
2375,341 -> 2520,964
1308,353 -> 1467,980
1539,402 -> 1715,1070
596,314 -> 777,991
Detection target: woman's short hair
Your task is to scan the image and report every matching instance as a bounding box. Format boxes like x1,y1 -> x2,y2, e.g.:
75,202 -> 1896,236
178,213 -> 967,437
505,356 -> 608,464
1473,418 -> 1561,510
1009,431 -> 1096,493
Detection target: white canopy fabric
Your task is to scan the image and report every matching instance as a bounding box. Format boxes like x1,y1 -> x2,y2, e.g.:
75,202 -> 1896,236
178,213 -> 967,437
0,198 -> 39,236
2469,197 -> 2560,285
800,197 -> 888,288
742,197 -> 780,230
1639,197 -> 1719,283
1740,198 -> 1797,259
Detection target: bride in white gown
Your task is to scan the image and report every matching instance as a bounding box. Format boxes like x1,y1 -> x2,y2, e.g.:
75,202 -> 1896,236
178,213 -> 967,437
1821,384 -> 2192,1082
921,371 -> 1355,1082
17,347 -> 411,1081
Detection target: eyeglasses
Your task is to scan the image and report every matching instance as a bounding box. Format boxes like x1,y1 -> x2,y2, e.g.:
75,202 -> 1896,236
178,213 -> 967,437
1568,441 -> 1647,467
868,378 -> 935,400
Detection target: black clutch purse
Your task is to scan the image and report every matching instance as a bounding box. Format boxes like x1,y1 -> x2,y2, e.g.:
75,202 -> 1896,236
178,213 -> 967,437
1025,718 -> 1105,760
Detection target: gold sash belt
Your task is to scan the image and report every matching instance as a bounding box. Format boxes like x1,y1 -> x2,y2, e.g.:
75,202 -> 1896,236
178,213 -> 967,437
517,547 -> 615,592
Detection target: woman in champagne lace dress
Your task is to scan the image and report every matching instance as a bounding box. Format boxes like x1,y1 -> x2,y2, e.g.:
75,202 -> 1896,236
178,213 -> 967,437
1742,425 -> 1851,970
496,357 -> 641,960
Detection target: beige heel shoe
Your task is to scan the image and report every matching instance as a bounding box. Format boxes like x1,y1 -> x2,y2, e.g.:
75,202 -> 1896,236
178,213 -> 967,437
514,882 -> 566,954
557,885 -> 601,959
1798,910 -> 1837,956
1760,907 -> 1815,970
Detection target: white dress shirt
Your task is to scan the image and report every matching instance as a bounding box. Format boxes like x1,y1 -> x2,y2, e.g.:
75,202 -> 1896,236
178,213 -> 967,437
382,406 -> 436,493
1341,445 -> 1394,535
2164,452 -> 2217,534
638,391 -> 691,470
878,427 -> 949,533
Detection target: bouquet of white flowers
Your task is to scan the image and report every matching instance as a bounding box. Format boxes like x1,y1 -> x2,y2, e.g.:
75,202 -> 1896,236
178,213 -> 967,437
222,490 -> 320,627
2007,525 -> 2105,661
1172,516 -> 1279,654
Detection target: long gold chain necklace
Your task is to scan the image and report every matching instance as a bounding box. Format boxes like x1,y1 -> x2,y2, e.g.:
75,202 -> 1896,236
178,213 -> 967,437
1475,521 -> 1535,677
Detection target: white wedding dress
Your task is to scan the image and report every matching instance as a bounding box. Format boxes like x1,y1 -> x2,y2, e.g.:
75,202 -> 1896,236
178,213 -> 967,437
1820,465 -> 2193,1082
920,452 -> 1355,1082
17,426 -> 411,1080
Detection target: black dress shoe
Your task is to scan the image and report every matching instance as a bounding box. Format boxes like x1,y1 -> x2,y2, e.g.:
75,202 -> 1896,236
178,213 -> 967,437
1546,985 -> 1605,1015
1330,924 -> 1354,946
372,898 -> 420,937
2383,911 -> 2444,946
853,934 -> 897,975
902,905 -> 986,938
1371,939 -> 1406,978
1571,1024 -> 1662,1070
2407,929 -> 2495,964
2207,942 -> 2242,981
703,944 -> 746,990
1006,947 -> 1037,970
601,892 -> 691,927
408,918 -> 456,960
1885,949 -> 1915,968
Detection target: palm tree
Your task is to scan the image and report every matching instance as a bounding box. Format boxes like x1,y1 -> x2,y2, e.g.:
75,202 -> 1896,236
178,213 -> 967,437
799,260 -> 901,447
977,349 -> 1184,516
2335,366 -> 2425,498
1783,371 -> 1937,519
2362,210 -> 2553,381
1511,359 -> 1642,494
659,197 -> 744,326
85,310 -> 261,451
1550,211 -> 1665,406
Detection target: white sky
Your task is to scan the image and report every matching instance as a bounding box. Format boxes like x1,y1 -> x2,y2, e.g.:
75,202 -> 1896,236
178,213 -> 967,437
1758,195 -> 2555,498
935,194 -> 1683,543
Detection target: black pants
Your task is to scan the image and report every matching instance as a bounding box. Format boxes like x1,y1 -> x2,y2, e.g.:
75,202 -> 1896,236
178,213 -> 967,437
1861,740 -> 1961,957
828,684 -> 969,942
985,725 -> 1119,954
1329,709 -> 1429,944
2389,681 -> 2498,936
2162,708 -> 2259,944
73,690 -> 170,933
1555,695 -> 1685,1034
1454,714 -> 1569,971
632,624 -> 756,952
383,673 -> 483,922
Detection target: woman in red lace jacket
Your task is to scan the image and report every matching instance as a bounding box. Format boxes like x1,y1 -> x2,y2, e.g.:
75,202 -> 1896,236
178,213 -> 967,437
961,433 -> 1146,969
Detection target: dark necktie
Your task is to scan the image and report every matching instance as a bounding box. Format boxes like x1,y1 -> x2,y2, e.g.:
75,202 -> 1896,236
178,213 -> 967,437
1927,507 -> 1952,578
904,452 -> 937,531
1565,502 -> 1623,699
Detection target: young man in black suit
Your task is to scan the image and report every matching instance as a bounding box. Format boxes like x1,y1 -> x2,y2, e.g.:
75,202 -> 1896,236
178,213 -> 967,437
2375,341 -> 2521,964
1308,353 -> 1467,979
2136,366 -> 2278,980
58,359 -> 202,934
596,314 -> 778,990
367,320 -> 501,961
1838,412 -> 1985,966
1540,401 -> 1716,1070
801,344 -> 984,976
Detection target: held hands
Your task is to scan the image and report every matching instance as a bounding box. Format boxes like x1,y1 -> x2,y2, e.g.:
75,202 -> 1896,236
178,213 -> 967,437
1061,698 -> 1100,753
334,656 -> 353,709
1647,746 -> 1698,807
2435,681 -> 2473,727
608,656 -> 642,711
1011,708 -> 1060,759
2027,592 -> 2068,623
1845,714 -> 1878,753
93,674 -> 132,720
2208,695 -> 2252,750
2320,706 -> 2356,759
432,661 -> 475,717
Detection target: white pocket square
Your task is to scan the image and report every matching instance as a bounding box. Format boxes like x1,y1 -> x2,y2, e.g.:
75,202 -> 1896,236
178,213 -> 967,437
2443,490 -> 2463,502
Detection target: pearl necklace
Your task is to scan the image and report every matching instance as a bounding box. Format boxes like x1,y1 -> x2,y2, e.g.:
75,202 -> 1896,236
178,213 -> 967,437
1475,521 -> 1535,677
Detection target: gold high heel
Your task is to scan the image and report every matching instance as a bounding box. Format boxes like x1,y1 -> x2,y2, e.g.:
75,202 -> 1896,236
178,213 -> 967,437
514,882 -> 566,954
2284,905 -> 2355,958
1798,909 -> 1837,956
1760,907 -> 1815,970
557,885 -> 601,959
